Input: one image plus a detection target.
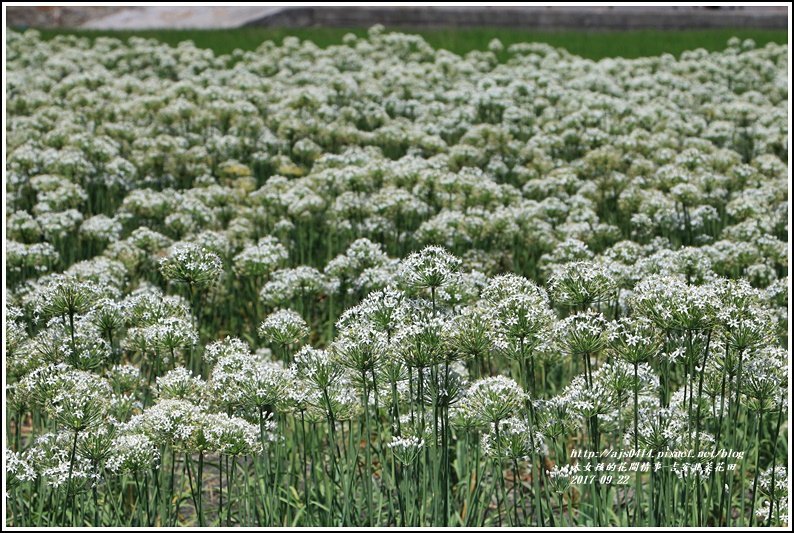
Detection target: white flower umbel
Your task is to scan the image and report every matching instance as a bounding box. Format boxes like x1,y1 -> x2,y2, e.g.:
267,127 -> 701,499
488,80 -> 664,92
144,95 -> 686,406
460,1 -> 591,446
387,435 -> 425,465
258,309 -> 309,347
159,242 -> 222,289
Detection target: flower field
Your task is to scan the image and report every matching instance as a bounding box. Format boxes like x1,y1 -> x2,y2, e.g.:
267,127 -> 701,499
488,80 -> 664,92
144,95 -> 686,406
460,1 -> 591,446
4,27 -> 790,527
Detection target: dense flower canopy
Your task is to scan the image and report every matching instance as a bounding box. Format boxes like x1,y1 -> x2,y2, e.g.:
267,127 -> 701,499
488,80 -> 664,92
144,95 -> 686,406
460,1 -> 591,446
4,28 -> 789,528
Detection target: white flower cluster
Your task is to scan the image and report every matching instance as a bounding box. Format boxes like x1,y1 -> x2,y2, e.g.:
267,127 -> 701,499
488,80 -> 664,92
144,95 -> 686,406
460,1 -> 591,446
258,308 -> 310,347
159,243 -> 223,289
387,435 -> 425,465
105,434 -> 160,474
6,449 -> 36,488
463,375 -> 527,424
3,27 -> 788,527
